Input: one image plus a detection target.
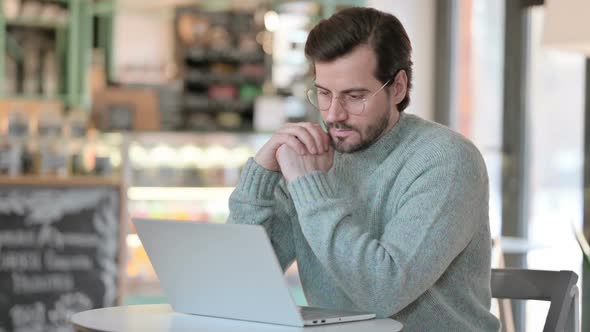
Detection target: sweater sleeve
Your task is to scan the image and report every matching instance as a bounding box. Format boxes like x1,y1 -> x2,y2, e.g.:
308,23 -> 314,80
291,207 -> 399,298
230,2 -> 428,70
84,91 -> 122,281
227,158 -> 296,271
287,142 -> 488,317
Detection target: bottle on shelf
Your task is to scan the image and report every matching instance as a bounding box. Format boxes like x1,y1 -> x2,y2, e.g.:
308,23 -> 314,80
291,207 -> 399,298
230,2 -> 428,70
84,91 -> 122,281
4,55 -> 18,95
71,125 -> 113,177
42,50 -> 59,98
22,38 -> 42,96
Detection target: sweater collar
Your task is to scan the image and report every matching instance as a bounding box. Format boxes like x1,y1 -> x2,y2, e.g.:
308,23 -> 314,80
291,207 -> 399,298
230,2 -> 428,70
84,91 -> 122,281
334,111 -> 410,175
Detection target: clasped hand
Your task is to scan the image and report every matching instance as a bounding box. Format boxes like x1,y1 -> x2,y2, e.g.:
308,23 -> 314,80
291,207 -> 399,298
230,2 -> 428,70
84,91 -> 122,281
254,122 -> 334,182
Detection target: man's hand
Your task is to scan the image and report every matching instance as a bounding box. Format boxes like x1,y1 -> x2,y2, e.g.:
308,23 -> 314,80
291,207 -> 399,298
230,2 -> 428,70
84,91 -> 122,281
276,144 -> 334,182
254,122 -> 330,171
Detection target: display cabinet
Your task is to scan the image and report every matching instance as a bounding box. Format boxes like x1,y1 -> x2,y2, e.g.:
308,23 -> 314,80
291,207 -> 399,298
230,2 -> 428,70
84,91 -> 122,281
101,132 -> 305,305
174,6 -> 267,131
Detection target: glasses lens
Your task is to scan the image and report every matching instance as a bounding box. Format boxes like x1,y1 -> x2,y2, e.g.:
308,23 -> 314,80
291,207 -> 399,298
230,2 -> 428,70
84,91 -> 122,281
306,88 -> 366,114
345,100 -> 365,115
306,89 -> 320,109
307,88 -> 332,111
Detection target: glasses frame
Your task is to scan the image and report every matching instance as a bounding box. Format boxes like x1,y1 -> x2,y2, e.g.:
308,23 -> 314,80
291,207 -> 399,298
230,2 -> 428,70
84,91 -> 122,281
306,77 -> 393,115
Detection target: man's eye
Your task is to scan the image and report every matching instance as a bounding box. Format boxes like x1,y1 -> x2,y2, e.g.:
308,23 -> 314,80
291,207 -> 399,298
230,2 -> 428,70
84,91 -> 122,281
318,90 -> 330,96
346,94 -> 364,101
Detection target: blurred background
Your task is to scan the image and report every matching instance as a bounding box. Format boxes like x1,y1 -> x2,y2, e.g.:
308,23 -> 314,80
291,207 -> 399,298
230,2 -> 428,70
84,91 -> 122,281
0,0 -> 589,331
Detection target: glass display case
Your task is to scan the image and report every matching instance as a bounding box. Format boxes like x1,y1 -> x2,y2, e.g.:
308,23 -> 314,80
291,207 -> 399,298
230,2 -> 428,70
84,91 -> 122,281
101,132 -> 306,306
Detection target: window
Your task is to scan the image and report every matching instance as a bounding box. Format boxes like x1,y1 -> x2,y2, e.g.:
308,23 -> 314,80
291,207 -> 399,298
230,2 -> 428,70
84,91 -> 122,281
452,0 -> 505,238
524,6 -> 585,329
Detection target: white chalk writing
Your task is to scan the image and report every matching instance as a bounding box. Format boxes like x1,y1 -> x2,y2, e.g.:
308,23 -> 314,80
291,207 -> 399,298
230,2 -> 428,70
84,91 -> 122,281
0,251 -> 42,271
61,232 -> 101,248
48,292 -> 93,329
9,302 -> 46,331
0,229 -> 101,253
0,189 -> 111,226
0,230 -> 36,248
44,250 -> 93,271
37,226 -> 101,250
36,226 -> 65,249
12,273 -> 74,294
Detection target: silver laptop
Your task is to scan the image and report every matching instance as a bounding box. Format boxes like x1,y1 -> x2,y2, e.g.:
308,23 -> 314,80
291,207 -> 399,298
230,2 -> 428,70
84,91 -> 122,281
133,218 -> 376,327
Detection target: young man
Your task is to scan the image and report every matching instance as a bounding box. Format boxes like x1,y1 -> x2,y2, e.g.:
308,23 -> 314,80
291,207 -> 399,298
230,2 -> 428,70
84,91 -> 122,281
228,7 -> 500,331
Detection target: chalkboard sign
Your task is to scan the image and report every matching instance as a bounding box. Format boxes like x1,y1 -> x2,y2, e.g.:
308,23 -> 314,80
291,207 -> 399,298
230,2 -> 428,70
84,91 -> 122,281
0,183 -> 122,332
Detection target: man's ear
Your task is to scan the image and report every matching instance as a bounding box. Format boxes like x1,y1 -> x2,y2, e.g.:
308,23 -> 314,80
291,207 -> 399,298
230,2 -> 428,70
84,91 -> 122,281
390,70 -> 407,105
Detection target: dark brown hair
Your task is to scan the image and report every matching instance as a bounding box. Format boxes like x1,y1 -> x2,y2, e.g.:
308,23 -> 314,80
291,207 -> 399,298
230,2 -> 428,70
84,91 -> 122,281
305,7 -> 413,112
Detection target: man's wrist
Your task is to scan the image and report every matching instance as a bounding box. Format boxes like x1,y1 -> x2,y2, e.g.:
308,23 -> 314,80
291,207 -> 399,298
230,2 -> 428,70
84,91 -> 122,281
284,171 -> 303,183
253,156 -> 280,172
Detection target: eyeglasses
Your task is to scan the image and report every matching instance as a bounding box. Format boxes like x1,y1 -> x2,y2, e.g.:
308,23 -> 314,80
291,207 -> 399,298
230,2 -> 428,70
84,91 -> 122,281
306,78 -> 392,115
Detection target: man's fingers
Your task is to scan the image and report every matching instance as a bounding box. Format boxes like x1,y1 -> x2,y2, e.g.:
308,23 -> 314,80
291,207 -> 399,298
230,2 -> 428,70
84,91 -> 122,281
276,133 -> 307,155
280,126 -> 318,154
299,122 -> 329,152
279,123 -> 329,154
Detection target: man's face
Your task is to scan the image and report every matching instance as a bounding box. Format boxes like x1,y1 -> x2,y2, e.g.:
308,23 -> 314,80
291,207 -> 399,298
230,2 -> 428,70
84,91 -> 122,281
314,44 -> 401,153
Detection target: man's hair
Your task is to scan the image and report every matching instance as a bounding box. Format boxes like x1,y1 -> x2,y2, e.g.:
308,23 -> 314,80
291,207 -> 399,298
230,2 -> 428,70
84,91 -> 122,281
304,7 -> 413,112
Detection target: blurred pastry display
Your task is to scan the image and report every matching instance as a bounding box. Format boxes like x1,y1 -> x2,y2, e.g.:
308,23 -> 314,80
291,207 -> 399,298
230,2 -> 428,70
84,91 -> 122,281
239,84 -> 262,102
205,26 -> 232,50
209,63 -> 235,74
177,13 -> 209,47
239,63 -> 265,77
208,84 -> 237,100
189,113 -> 216,130
216,112 -> 242,129
238,33 -> 259,52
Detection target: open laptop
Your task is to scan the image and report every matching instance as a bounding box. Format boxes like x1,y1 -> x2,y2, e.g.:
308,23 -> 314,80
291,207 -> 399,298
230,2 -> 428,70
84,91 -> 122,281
133,218 -> 376,327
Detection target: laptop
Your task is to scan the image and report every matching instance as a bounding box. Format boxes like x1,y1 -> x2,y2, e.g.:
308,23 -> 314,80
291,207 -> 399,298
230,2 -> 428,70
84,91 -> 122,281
133,218 -> 377,327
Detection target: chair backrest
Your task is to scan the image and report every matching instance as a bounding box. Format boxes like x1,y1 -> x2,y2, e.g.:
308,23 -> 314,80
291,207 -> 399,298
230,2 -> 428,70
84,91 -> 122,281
491,268 -> 579,332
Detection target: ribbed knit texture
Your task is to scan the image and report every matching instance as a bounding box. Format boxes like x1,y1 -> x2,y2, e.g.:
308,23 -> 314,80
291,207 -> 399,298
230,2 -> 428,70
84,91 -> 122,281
228,113 -> 501,331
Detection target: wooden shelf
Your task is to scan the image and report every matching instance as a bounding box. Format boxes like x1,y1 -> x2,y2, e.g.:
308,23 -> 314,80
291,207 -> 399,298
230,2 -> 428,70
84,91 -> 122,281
6,18 -> 68,29
185,49 -> 264,63
186,71 -> 264,85
0,175 -> 122,187
183,95 -> 253,112
0,94 -> 65,102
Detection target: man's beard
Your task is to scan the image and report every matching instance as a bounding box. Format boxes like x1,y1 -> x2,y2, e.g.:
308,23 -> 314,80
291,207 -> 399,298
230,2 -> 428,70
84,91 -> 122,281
327,110 -> 391,153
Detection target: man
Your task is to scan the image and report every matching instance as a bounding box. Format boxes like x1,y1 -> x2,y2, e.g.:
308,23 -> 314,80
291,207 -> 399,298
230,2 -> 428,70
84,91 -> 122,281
228,7 -> 500,331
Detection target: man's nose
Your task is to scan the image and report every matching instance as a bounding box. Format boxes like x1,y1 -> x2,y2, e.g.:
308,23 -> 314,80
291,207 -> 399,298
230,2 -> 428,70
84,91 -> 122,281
324,98 -> 348,123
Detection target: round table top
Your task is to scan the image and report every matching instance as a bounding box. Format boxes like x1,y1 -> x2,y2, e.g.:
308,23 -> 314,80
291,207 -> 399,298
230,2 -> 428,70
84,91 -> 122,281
71,304 -> 403,332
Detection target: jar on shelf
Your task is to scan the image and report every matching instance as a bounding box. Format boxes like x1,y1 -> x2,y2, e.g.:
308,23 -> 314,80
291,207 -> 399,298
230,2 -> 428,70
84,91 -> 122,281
0,107 -> 30,176
36,107 -> 68,177
65,109 -> 87,174
72,126 -> 113,177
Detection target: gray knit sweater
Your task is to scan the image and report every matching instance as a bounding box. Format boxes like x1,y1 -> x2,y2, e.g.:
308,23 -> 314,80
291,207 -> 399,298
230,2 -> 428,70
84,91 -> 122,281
228,113 -> 501,331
